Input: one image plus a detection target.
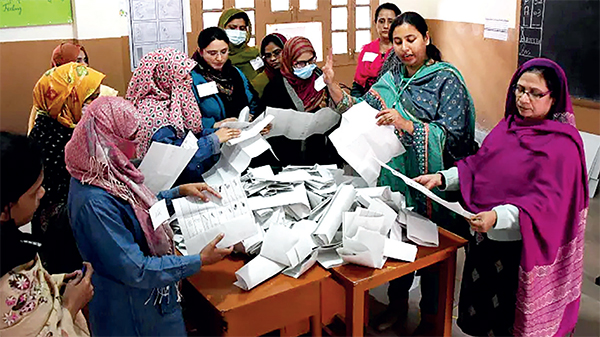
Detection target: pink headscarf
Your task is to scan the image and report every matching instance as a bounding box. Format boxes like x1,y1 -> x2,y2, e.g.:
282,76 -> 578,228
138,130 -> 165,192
65,97 -> 173,256
458,58 -> 588,337
126,48 -> 203,158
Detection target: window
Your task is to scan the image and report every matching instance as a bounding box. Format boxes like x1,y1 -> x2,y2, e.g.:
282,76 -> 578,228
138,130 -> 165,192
199,0 -> 257,46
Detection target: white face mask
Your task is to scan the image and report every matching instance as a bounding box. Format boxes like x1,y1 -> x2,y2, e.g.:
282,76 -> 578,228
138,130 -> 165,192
225,29 -> 247,46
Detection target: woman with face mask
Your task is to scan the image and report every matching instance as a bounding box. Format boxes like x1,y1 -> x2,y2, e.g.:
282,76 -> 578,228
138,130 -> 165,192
351,3 -> 401,97
258,36 -> 342,168
251,33 -> 288,98
325,12 -> 477,333
190,27 -> 259,129
29,63 -> 105,274
218,9 -> 262,81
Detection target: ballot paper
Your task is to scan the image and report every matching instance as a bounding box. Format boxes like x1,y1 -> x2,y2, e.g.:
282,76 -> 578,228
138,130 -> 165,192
283,250 -> 318,278
172,178 -> 258,254
376,158 -> 475,218
260,225 -> 316,267
203,135 -> 272,186
234,255 -> 287,291
265,107 -> 340,140
329,101 -> 405,186
313,184 -> 357,245
219,106 -> 251,129
228,114 -> 274,146
316,245 -> 344,269
138,132 -> 198,194
398,209 -> 439,247
247,183 -> 311,218
356,186 -> 405,211
338,226 -> 387,269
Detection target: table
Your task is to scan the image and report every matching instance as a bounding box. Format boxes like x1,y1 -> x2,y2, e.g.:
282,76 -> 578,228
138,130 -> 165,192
185,255 -> 329,336
330,228 -> 468,336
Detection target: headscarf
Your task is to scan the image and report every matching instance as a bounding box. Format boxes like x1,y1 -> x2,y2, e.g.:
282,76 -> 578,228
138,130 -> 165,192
51,42 -> 85,67
65,97 -> 173,256
32,63 -> 105,128
457,58 -> 588,337
260,33 -> 287,80
354,38 -> 388,88
218,9 -> 260,72
126,48 -> 203,158
280,36 -> 326,112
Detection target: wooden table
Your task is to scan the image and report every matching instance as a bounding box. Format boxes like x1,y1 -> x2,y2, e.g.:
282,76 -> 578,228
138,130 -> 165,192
330,228 -> 467,336
185,255 -> 329,336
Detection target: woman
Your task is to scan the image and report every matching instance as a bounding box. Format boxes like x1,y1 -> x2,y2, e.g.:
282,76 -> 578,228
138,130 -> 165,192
259,36 -> 343,168
325,12 -> 477,332
351,3 -> 401,97
190,27 -> 259,129
219,8 -> 262,81
415,58 -> 588,337
126,47 -> 240,184
65,97 -> 233,336
29,62 -> 105,274
1,132 -> 93,336
251,33 -> 288,98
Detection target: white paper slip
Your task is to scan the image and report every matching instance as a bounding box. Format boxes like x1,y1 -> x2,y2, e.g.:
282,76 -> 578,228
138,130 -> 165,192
384,238 -> 418,263
375,158 -> 475,218
181,131 -> 199,150
313,184 -> 356,245
316,246 -> 344,269
247,183 -> 310,212
227,114 -> 274,146
265,107 -> 340,140
196,81 -> 219,97
362,51 -> 378,62
250,56 -> 264,70
238,106 -> 250,123
283,250 -> 318,278
149,199 -> 169,230
138,142 -> 198,194
234,255 -> 286,291
260,225 -> 299,267
314,75 -> 326,91
403,209 -> 439,247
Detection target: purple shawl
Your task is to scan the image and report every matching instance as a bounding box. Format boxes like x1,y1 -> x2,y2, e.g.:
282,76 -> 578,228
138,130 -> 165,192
457,58 -> 589,337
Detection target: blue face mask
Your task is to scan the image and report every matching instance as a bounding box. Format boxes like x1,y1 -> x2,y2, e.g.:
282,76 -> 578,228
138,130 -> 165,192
293,63 -> 317,79
225,29 -> 247,46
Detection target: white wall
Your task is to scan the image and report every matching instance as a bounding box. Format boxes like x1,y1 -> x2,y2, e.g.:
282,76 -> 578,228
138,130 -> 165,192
382,0 -> 518,28
0,0 -> 192,43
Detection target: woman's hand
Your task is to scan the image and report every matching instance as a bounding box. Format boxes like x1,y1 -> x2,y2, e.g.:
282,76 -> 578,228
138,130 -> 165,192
260,123 -> 272,136
323,49 -> 335,85
375,108 -> 414,134
200,233 -> 233,266
62,262 -> 94,319
468,211 -> 497,233
214,117 -> 238,128
414,174 -> 443,190
215,127 -> 241,143
179,183 -> 221,202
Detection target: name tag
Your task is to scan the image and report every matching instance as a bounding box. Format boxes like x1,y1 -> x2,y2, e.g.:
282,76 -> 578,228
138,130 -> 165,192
250,56 -> 264,70
314,75 -> 326,91
362,52 -> 378,62
149,199 -> 169,230
196,81 -> 219,98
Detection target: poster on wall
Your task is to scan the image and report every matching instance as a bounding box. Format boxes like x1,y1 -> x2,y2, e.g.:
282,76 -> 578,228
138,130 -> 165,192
0,0 -> 73,28
128,0 -> 187,69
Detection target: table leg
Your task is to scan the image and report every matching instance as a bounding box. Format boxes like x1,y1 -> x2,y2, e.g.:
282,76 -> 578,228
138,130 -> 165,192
345,286 -> 365,337
310,314 -> 322,337
436,251 -> 457,336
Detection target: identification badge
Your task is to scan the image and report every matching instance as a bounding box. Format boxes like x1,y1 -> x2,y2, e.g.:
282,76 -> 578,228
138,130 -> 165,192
196,81 -> 219,98
250,56 -> 264,70
362,52 -> 378,62
149,199 -> 169,230
314,75 -> 326,91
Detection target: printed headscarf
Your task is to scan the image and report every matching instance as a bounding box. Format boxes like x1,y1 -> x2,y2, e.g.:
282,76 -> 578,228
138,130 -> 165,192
32,63 -> 105,128
126,48 -> 203,158
65,97 -> 174,256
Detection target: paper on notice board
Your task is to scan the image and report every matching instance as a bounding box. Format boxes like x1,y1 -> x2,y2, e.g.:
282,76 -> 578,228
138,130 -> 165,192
376,158 -> 475,218
484,18 -> 509,41
265,107 -> 340,140
329,101 -> 405,186
138,133 -> 198,194
172,178 -> 258,254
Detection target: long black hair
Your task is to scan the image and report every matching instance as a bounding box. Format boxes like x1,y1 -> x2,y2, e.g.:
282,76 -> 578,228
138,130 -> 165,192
0,132 -> 43,212
389,12 -> 442,62
197,27 -> 230,50
374,2 -> 401,21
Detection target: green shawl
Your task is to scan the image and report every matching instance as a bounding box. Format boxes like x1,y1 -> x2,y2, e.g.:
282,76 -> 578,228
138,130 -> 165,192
219,8 -> 261,81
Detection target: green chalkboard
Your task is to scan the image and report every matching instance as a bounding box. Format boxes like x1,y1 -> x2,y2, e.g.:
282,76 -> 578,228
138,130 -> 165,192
0,0 -> 73,28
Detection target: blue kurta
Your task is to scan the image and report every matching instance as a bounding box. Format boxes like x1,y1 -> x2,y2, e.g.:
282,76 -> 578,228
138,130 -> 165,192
68,178 -> 201,336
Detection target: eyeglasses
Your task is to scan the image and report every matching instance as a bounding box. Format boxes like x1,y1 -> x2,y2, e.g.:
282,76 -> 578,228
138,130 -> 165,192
263,49 -> 282,60
514,85 -> 551,101
293,56 -> 316,69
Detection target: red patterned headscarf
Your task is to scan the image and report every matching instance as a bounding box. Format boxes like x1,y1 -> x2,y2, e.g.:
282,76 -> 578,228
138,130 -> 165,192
279,37 -> 326,112
65,97 -> 174,256
126,48 -> 203,158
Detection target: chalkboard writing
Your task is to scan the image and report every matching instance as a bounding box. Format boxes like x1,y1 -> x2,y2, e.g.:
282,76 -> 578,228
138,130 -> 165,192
0,0 -> 73,28
519,0 -> 600,101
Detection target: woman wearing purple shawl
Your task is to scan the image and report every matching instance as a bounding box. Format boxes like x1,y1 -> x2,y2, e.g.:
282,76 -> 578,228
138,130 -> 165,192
415,58 -> 588,336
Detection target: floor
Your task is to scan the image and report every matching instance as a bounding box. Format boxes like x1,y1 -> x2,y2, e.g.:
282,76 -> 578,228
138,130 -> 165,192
361,193 -> 600,336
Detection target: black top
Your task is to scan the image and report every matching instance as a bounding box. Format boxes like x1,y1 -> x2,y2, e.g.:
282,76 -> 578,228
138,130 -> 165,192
1,220 -> 40,276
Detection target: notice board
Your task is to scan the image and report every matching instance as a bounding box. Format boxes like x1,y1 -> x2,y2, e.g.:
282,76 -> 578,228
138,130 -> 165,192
0,0 -> 73,28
